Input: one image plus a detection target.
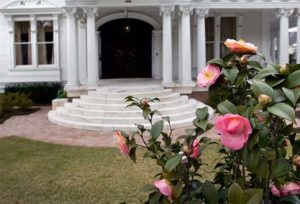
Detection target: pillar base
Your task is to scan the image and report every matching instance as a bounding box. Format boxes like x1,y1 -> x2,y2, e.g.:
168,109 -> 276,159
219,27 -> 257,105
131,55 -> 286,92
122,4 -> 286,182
162,81 -> 175,88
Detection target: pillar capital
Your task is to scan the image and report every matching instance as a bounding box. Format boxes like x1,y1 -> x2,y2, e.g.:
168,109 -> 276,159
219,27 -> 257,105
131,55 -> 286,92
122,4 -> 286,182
179,4 -> 193,15
160,5 -> 175,16
195,8 -> 209,17
63,7 -> 77,17
83,7 -> 98,17
275,8 -> 294,18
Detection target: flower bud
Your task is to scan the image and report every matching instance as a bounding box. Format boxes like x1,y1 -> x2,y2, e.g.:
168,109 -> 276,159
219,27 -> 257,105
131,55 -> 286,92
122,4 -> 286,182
183,144 -> 192,155
226,61 -> 233,67
293,155 -> 300,166
258,94 -> 272,106
181,155 -> 188,164
280,64 -> 288,75
141,98 -> 150,106
240,55 -> 248,64
246,95 -> 252,99
283,138 -> 289,147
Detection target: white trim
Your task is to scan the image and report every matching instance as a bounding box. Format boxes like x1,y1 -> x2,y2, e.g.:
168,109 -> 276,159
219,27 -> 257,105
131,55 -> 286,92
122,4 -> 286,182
96,12 -> 161,30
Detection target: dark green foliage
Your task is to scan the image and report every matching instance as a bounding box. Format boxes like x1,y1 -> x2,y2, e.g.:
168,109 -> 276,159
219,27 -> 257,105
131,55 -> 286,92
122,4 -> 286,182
5,82 -> 63,104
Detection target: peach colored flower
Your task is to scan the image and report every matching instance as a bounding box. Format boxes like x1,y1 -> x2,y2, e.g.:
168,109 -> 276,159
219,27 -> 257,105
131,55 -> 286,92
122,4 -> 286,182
197,64 -> 221,88
113,131 -> 130,157
215,114 -> 252,150
224,39 -> 258,54
271,182 -> 300,197
190,139 -> 200,159
293,155 -> 300,166
154,179 -> 173,200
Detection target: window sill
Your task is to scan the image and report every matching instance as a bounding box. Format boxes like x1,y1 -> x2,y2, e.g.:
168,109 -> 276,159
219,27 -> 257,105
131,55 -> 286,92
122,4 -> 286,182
10,66 -> 61,72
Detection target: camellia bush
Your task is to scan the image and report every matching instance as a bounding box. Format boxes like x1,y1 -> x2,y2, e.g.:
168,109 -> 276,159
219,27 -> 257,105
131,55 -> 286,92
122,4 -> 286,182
114,39 -> 300,203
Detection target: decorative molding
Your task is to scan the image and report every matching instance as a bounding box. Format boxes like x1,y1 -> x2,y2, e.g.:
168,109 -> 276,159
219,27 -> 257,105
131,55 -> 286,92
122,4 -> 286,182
179,4 -> 193,15
152,30 -> 163,37
160,4 -> 175,16
195,8 -> 209,17
275,8 -> 294,17
3,0 -> 56,9
83,7 -> 98,17
63,7 -> 77,17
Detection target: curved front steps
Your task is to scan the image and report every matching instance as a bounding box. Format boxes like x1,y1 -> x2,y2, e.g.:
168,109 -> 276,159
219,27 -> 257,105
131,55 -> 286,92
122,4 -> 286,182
48,85 -> 214,131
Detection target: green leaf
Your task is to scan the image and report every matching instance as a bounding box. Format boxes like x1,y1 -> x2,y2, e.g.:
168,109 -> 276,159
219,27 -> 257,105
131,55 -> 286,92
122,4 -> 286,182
228,183 -> 243,204
196,107 -> 209,120
254,67 -> 279,79
235,71 -> 248,87
165,155 -> 181,173
151,120 -> 164,140
243,189 -> 263,204
217,101 -> 237,115
202,181 -> 219,204
193,119 -> 208,131
255,158 -> 269,178
248,61 -> 263,70
265,77 -> 285,88
223,66 -> 239,83
261,147 -> 276,161
208,58 -> 225,67
267,103 -> 295,122
139,184 -> 156,192
287,70 -> 300,88
283,88 -> 296,105
272,158 -> 292,177
252,80 -> 275,98
273,90 -> 287,103
172,181 -> 183,200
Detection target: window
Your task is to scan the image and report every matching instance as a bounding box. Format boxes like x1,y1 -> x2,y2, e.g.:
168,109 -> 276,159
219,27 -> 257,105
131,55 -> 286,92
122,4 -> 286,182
220,17 -> 237,57
15,21 -> 32,65
13,17 -> 56,68
37,21 -> 54,65
205,17 -> 214,61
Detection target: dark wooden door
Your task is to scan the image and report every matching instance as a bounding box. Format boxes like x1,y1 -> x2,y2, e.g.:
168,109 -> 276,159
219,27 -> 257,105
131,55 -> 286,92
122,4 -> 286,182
100,19 -> 153,79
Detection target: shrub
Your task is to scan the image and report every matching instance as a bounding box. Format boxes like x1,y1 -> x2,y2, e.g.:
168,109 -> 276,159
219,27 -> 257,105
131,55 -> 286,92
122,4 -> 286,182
5,82 -> 63,104
57,90 -> 67,99
0,92 -> 33,112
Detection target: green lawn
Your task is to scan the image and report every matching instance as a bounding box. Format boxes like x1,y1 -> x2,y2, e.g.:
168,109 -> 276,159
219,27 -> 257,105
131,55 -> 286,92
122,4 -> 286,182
0,136 -> 219,204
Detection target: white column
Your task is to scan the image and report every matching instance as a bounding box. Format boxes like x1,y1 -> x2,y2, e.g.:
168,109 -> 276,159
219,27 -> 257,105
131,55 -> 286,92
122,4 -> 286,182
236,14 -> 243,40
297,9 -> 300,64
178,15 -> 182,82
179,5 -> 193,85
84,7 -> 98,87
195,8 -> 208,72
30,15 -> 37,68
65,8 -> 79,87
78,20 -> 87,84
276,8 -> 294,65
6,16 -> 15,70
161,5 -> 175,86
95,31 -> 100,82
214,15 -> 221,58
152,30 -> 162,79
53,14 -> 60,70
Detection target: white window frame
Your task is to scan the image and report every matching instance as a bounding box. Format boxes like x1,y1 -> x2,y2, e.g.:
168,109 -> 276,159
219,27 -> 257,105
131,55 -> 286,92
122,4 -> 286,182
7,14 -> 59,71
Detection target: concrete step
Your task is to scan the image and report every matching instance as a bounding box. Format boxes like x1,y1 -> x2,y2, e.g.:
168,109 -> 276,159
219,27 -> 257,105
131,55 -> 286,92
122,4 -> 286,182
96,85 -> 164,93
55,107 -> 196,124
80,92 -> 182,103
71,98 -> 198,111
88,88 -> 173,98
48,110 -> 199,131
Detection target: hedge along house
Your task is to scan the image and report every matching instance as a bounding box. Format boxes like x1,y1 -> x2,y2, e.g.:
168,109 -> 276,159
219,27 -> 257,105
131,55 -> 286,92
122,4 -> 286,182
0,0 -> 299,96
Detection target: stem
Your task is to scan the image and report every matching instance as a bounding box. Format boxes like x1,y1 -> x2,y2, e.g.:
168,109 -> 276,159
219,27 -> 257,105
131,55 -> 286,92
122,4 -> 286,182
265,162 -> 272,204
138,132 -> 149,149
242,162 -> 247,188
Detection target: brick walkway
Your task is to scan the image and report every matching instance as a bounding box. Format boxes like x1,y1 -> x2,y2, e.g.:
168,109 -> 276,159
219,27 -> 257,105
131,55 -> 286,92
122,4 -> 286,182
0,106 -> 219,147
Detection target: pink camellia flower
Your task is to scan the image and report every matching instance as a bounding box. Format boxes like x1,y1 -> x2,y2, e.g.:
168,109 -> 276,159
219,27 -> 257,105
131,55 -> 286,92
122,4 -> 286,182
197,64 -> 221,88
271,185 -> 281,197
113,131 -> 130,157
224,39 -> 258,54
215,114 -> 252,150
281,182 -> 300,196
190,139 -> 200,159
154,179 -> 173,200
271,182 -> 300,197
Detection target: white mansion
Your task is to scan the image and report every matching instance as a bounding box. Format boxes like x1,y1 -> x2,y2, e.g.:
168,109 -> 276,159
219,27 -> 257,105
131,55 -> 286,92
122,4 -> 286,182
0,0 -> 299,95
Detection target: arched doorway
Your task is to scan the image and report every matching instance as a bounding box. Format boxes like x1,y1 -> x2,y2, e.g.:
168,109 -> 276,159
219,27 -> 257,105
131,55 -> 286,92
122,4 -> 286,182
99,19 -> 154,79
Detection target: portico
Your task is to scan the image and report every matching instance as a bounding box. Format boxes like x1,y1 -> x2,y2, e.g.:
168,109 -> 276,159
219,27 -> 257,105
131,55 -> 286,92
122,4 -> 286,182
0,0 -> 299,95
